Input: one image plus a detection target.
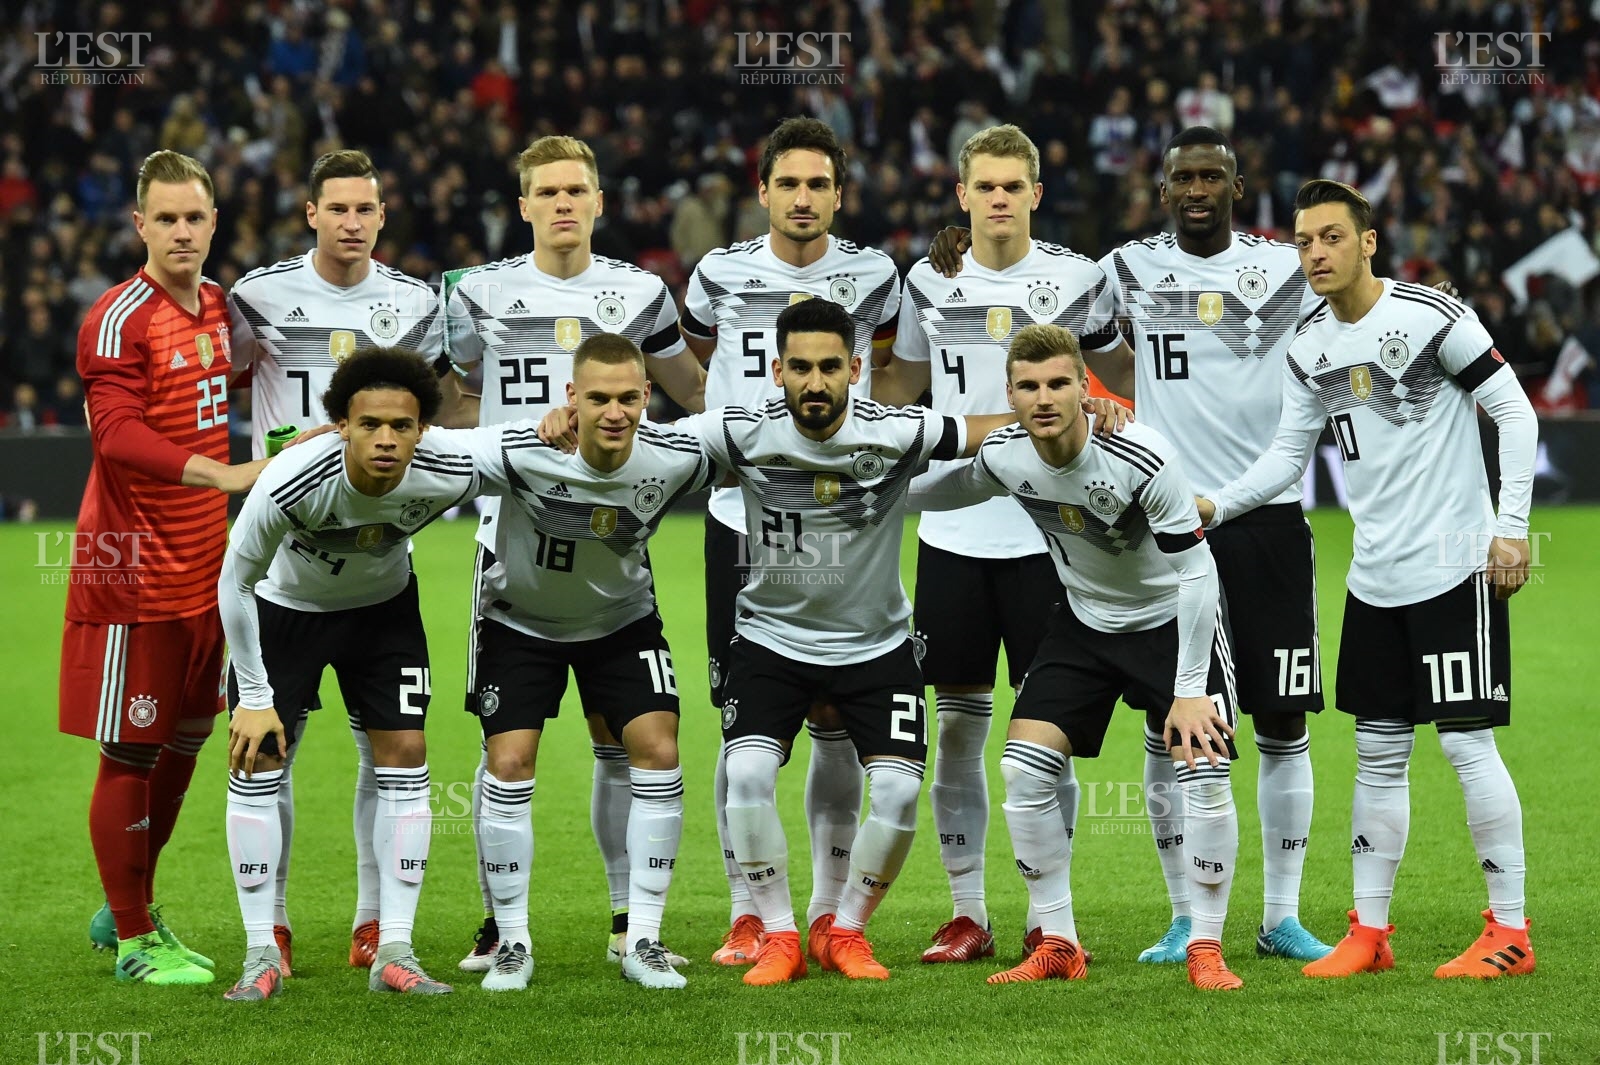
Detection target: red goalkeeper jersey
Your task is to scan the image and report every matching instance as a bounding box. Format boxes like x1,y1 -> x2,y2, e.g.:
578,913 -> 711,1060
67,270 -> 233,624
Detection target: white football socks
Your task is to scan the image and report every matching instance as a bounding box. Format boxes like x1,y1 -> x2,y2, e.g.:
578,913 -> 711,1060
715,743 -> 759,921
724,739 -> 794,934
479,771 -> 534,949
931,694 -> 993,926
1144,727 -> 1190,919
472,741 -> 493,917
804,724 -> 862,926
591,744 -> 632,912
1001,741 -> 1075,942
351,725 -> 381,929
1352,721 -> 1414,928
374,764 -> 432,948
1026,757 -> 1080,932
273,713 -> 304,929
1256,731 -> 1314,931
834,759 -> 922,932
227,768 -> 283,951
1177,759 -> 1238,945
625,766 -> 684,947
1439,728 -> 1526,927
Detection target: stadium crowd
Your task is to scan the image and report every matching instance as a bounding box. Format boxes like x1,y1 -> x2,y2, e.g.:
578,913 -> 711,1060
1,0 -> 1598,429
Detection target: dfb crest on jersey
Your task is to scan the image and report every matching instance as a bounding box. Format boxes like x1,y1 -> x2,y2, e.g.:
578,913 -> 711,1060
708,659 -> 722,692
195,332 -> 216,369
478,685 -> 500,718
828,277 -> 857,305
355,525 -> 384,549
596,295 -> 626,326
1350,365 -> 1374,401
1027,283 -> 1059,317
1058,504 -> 1085,534
634,481 -> 665,513
369,306 -> 400,340
590,507 -> 619,537
813,474 -> 841,505
1378,331 -> 1410,370
399,501 -> 431,527
910,630 -> 928,666
127,694 -> 158,729
721,698 -> 738,730
218,324 -> 232,360
1236,269 -> 1268,299
850,451 -> 885,481
1087,480 -> 1119,517
1197,292 -> 1224,327
330,330 -> 357,363
555,318 -> 582,352
788,291 -> 814,306
986,306 -> 1013,342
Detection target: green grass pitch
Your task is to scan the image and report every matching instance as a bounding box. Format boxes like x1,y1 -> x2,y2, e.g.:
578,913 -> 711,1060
5,509 -> 1597,1065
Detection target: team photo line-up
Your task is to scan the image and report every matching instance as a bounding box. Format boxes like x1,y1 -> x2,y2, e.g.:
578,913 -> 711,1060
59,115 -> 1536,999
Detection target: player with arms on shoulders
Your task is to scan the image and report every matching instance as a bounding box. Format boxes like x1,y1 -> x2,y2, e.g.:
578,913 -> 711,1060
1200,180 -> 1537,980
227,148 -> 465,974
444,134 -> 705,970
876,124 -> 1133,963
63,150 -> 271,986
679,116 -> 902,965
912,324 -> 1245,990
219,348 -> 481,1000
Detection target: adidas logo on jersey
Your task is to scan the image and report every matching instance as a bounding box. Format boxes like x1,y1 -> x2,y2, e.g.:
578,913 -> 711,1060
1153,274 -> 1180,290
284,306 -> 310,323
1491,683 -> 1508,702
1351,834 -> 1374,855
1313,353 -> 1331,372
945,288 -> 967,303
319,513 -> 341,529
768,455 -> 791,467
742,279 -> 767,289
547,482 -> 572,497
1017,480 -> 1037,496
169,351 -> 188,369
505,299 -> 529,315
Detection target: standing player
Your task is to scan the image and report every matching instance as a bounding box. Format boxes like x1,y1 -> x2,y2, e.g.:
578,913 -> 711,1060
876,124 -> 1130,963
455,334 -> 720,991
679,116 -> 902,965
219,348 -> 477,1000
63,150 -> 270,985
912,324 -> 1245,990
675,298 -> 1019,985
1200,180 -> 1536,979
444,134 -> 706,969
227,149 -> 455,974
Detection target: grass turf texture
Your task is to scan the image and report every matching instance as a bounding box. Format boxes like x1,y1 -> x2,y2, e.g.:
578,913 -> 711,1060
5,509 -> 1597,1065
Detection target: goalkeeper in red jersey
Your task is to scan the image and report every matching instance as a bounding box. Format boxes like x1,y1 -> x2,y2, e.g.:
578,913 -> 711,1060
60,150 -> 271,985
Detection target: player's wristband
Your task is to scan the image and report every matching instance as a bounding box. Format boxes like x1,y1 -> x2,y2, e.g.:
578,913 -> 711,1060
265,425 -> 299,457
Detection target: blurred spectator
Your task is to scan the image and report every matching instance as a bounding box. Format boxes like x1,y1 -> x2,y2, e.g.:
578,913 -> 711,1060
671,172 -> 732,271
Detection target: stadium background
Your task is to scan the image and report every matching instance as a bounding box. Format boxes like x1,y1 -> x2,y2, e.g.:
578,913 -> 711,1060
4,2 -> 1599,1063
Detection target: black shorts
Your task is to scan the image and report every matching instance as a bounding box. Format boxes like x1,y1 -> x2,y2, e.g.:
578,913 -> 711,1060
721,636 -> 927,761
704,513 -> 753,708
469,611 -> 681,739
1012,602 -> 1239,760
1335,574 -> 1511,726
913,542 -> 1062,688
1208,503 -> 1324,715
227,576 -> 432,758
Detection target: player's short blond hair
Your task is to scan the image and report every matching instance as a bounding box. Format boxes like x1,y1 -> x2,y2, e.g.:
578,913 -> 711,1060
1006,323 -> 1083,379
517,136 -> 599,196
136,150 -> 214,211
958,124 -> 1041,186
573,333 -> 646,376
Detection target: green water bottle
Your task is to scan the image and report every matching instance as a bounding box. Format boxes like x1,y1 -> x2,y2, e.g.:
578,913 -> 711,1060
265,425 -> 300,457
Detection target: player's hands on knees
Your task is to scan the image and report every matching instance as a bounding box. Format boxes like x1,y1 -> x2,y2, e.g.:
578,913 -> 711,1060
1164,696 -> 1234,770
928,226 -> 973,278
229,706 -> 286,778
1486,536 -> 1531,600
1082,396 -> 1133,436
536,405 -> 579,453
1196,497 -> 1216,526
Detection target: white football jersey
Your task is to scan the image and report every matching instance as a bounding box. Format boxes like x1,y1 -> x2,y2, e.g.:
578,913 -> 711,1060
684,234 -> 903,532
443,253 -> 688,550
432,422 -> 720,642
1216,279 -> 1513,608
223,432 -> 481,708
228,251 -> 444,458
1102,232 -> 1320,500
897,241 -> 1120,557
678,399 -> 964,665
